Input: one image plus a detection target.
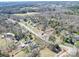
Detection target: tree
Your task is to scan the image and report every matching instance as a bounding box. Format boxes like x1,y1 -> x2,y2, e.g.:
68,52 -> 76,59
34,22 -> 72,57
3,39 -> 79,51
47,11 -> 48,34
0,50 -> 9,57
24,19 -> 27,22
49,36 -> 56,44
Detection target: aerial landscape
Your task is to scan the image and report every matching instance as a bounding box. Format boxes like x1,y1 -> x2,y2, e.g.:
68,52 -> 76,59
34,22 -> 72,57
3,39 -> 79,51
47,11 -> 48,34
0,1 -> 79,57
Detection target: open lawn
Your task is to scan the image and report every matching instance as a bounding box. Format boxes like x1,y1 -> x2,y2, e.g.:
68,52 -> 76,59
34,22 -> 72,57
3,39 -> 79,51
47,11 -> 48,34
0,38 -> 7,47
39,47 -> 56,57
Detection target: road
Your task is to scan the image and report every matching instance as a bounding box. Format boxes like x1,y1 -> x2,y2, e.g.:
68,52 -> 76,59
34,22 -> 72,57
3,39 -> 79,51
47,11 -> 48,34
55,45 -> 77,57
18,22 -> 53,44
17,21 -> 78,57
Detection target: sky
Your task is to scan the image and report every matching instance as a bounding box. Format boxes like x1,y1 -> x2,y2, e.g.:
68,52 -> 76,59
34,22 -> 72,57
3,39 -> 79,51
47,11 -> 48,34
0,0 -> 79,2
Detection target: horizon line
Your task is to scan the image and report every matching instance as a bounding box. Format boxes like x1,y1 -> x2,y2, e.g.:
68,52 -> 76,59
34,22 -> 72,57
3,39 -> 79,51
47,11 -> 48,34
0,0 -> 79,2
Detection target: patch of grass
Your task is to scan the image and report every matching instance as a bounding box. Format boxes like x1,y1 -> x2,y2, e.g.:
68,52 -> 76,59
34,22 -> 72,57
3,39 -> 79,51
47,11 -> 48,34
0,38 -> 7,47
13,12 -> 39,16
0,37 -> 14,49
22,48 -> 29,53
76,32 -> 79,35
75,41 -> 79,47
39,47 -> 56,57
14,51 -> 26,57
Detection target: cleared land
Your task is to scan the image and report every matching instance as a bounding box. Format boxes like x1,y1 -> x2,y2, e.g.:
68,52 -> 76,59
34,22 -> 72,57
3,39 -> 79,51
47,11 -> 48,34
39,47 -> 56,57
14,12 -> 40,16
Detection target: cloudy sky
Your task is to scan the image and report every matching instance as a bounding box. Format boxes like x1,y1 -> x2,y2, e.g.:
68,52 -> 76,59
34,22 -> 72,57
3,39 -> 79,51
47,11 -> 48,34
0,0 -> 78,2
